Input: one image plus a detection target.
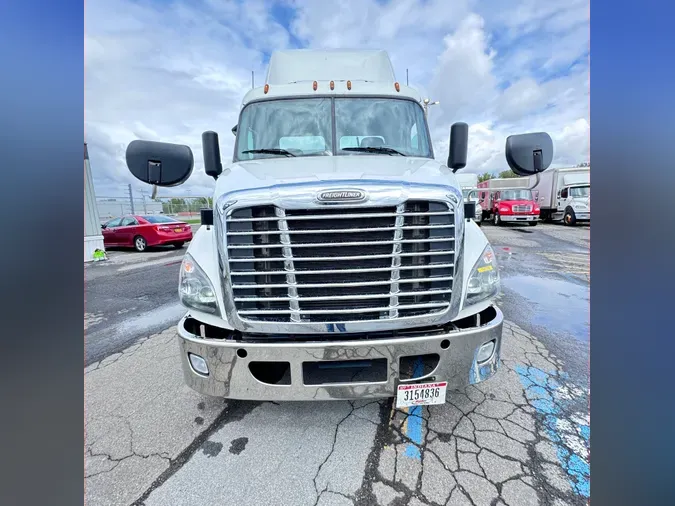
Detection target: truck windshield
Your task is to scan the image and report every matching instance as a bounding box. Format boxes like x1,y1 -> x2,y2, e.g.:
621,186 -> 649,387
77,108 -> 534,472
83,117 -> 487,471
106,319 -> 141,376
569,186 -> 590,197
235,97 -> 432,160
501,190 -> 532,200
236,98 -> 333,160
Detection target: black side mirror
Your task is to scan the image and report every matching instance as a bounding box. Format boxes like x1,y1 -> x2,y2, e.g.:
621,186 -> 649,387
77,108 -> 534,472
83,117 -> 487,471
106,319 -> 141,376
202,131 -> 223,180
101,224 -> 106,229
505,132 -> 553,176
464,201 -> 476,220
126,140 -> 194,186
231,125 -> 238,136
447,122 -> 468,172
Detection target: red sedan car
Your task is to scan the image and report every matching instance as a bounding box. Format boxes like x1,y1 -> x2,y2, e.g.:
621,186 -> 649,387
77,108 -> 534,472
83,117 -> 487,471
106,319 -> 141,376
102,215 -> 193,252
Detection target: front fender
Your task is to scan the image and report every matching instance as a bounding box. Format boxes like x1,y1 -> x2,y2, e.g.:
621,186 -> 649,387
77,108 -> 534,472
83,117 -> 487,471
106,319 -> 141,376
184,225 -> 234,329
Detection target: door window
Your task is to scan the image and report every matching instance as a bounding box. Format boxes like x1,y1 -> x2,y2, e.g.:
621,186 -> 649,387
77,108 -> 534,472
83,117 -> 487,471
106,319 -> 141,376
121,217 -> 137,226
105,218 -> 122,228
560,188 -> 568,199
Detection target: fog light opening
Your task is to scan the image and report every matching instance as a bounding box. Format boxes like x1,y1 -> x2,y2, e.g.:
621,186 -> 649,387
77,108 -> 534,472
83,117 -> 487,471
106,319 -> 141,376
440,339 -> 450,350
188,353 -> 209,376
476,340 -> 496,363
236,348 -> 248,359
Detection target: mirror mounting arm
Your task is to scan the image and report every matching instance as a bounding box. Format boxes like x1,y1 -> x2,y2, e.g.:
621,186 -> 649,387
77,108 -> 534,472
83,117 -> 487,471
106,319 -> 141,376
148,160 -> 162,184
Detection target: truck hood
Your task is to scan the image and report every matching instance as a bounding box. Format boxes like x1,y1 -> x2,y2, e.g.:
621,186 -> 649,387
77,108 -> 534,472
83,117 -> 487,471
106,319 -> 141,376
571,196 -> 590,208
215,156 -> 457,197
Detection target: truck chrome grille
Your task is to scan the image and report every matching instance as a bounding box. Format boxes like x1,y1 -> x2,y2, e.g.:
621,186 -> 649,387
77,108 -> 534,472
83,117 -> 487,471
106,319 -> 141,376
225,201 -> 455,324
512,205 -> 533,213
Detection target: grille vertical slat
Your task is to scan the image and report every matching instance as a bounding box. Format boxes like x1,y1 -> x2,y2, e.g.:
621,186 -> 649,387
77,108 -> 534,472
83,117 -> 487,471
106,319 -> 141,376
388,203 -> 406,318
275,207 -> 301,322
226,200 -> 455,324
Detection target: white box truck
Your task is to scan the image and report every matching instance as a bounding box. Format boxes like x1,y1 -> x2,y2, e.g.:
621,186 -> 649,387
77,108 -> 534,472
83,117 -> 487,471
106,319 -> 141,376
530,167 -> 590,225
124,49 -> 553,405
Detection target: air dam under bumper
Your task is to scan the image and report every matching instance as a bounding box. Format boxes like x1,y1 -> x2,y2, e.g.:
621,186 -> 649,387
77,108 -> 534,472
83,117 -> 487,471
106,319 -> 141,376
499,215 -> 538,222
176,306 -> 504,401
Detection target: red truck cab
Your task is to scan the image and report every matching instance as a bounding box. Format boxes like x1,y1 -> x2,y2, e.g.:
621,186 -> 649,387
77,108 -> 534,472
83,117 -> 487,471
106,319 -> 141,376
482,188 -> 540,226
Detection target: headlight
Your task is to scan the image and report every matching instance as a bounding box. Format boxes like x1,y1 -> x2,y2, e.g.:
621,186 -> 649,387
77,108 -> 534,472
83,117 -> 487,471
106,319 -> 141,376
465,244 -> 500,305
499,206 -> 510,213
179,254 -> 220,315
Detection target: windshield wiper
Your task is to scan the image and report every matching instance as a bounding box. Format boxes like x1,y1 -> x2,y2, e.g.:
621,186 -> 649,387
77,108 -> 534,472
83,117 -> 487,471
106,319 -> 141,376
242,148 -> 296,157
342,146 -> 406,156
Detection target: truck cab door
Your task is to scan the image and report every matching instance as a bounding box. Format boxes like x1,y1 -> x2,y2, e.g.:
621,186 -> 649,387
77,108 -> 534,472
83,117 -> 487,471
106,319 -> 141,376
558,188 -> 568,210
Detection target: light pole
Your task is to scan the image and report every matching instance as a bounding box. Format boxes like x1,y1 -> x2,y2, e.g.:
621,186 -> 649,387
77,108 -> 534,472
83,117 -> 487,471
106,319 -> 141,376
423,98 -> 440,118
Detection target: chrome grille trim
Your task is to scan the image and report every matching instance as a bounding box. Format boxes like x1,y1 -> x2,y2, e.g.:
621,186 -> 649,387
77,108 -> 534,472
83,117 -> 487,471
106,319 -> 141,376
227,237 -> 453,249
513,205 -> 533,213
226,224 -> 454,235
388,203 -> 406,318
275,207 -> 301,322
226,210 -> 453,222
232,276 -> 454,289
229,263 -> 454,276
227,250 -> 455,263
233,289 -> 454,302
216,182 -> 465,334
238,302 -> 450,316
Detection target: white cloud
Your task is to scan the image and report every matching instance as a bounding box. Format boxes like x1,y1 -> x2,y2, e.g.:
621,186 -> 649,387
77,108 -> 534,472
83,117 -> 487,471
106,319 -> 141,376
85,0 -> 590,196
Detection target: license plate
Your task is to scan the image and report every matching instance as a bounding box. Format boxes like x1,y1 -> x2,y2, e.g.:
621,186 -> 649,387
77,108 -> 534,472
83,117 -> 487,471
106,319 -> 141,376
396,381 -> 447,408
174,228 -> 182,232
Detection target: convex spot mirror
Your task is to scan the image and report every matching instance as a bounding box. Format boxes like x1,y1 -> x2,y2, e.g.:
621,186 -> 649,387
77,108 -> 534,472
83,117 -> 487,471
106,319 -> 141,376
505,132 -> 553,176
126,140 -> 194,187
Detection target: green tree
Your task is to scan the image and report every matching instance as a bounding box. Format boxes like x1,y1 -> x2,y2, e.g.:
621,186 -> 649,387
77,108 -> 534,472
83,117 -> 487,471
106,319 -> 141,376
478,172 -> 493,183
498,169 -> 519,179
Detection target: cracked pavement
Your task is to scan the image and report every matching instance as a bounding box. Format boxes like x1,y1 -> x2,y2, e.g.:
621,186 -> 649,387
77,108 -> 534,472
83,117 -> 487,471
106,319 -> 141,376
85,223 -> 590,505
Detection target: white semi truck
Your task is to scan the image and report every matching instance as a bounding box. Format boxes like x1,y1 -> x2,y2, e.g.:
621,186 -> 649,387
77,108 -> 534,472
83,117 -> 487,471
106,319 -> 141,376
529,166 -> 590,225
124,49 -> 553,405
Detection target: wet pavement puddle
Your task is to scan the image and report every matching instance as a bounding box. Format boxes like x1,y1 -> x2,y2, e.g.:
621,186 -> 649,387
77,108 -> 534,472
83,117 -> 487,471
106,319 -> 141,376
502,276 -> 589,342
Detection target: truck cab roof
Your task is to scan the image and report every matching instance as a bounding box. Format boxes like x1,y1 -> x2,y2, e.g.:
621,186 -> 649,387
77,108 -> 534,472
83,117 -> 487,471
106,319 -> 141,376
266,49 -> 396,85
241,49 -> 421,107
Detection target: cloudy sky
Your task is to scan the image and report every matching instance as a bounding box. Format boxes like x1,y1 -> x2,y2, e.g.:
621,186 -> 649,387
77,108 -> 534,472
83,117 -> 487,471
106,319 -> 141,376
85,0 -> 589,198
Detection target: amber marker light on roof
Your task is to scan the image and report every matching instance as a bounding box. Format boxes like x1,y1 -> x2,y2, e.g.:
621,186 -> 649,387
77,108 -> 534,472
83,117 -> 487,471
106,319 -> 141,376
313,81 -> 318,91
330,81 -> 334,90
264,84 -> 269,94
394,82 -> 400,92
347,80 -> 352,90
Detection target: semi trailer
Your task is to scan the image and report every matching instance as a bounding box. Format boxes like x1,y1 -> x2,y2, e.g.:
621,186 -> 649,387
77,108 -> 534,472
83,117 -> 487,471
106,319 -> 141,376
124,49 -> 553,406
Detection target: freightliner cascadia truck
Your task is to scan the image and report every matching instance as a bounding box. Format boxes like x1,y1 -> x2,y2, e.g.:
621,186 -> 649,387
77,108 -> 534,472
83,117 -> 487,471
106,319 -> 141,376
125,49 -> 553,407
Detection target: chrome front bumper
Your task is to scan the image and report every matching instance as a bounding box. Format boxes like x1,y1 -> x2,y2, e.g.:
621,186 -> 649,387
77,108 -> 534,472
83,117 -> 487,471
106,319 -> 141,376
499,215 -> 538,222
176,306 -> 503,401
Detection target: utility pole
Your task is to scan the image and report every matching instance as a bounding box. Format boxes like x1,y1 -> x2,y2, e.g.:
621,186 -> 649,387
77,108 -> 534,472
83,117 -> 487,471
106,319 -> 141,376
127,184 -> 135,214
139,188 -> 148,213
406,68 -> 409,86
252,71 -> 254,89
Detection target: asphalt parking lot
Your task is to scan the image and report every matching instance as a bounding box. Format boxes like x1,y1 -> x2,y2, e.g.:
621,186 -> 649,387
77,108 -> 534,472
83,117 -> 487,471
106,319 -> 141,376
85,222 -> 590,506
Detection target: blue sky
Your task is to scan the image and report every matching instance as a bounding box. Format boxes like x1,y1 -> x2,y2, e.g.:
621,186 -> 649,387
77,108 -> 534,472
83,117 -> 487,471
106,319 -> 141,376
85,0 -> 589,197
